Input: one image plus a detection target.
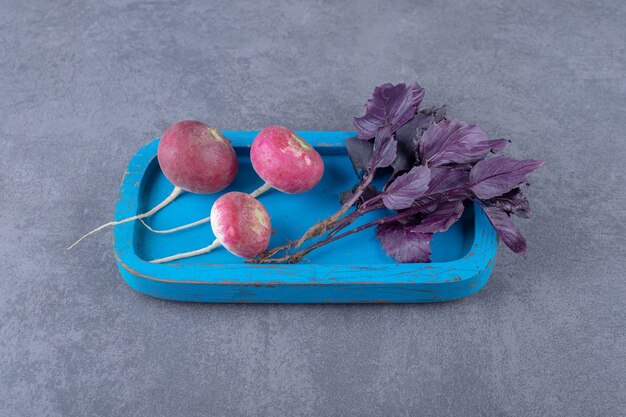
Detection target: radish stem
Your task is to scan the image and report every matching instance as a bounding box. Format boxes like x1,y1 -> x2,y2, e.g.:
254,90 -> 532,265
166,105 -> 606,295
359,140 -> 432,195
252,195 -> 445,264
140,182 -> 272,234
66,186 -> 183,250
251,205 -> 424,264
294,172 -> 375,248
149,238 -> 221,264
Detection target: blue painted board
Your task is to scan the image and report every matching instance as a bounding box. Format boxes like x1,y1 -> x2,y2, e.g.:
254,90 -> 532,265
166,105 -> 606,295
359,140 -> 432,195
114,131 -> 498,303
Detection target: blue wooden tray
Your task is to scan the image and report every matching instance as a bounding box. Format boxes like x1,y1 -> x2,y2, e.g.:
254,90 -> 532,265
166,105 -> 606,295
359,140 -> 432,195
113,131 -> 498,303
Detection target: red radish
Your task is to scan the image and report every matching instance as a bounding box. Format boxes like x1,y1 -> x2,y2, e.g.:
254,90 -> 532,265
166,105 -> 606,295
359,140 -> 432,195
150,192 -> 271,263
251,126 -> 324,194
158,120 -> 237,194
141,126 -> 323,234
67,121 -> 237,249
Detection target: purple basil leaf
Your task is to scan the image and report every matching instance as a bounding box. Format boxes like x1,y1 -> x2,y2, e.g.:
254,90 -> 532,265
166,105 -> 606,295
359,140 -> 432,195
345,136 -> 373,177
427,167 -> 470,194
418,105 -> 436,114
361,184 -> 380,202
419,104 -> 447,120
353,83 -> 425,139
367,126 -> 397,172
392,104 -> 448,172
446,163 -> 474,170
412,188 -> 470,215
392,117 -> 420,173
485,138 -> 509,154
408,167 -> 469,215
418,120 -> 510,167
376,221 -> 432,263
382,165 -> 430,210
414,200 -> 465,233
405,167 -> 469,216
412,113 -> 434,136
483,188 -> 532,218
411,83 -> 426,106
416,105 -> 447,132
412,195 -> 442,213
470,156 -> 545,199
339,185 -> 380,207
434,104 -> 447,122
482,205 -> 528,256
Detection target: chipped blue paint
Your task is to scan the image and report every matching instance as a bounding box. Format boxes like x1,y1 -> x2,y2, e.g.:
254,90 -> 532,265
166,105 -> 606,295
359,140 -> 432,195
113,131 -> 498,303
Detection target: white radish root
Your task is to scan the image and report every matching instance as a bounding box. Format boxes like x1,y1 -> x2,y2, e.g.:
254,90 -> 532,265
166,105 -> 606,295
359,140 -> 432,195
140,182 -> 272,234
149,238 -> 221,264
149,192 -> 271,263
248,182 -> 272,198
66,186 -> 183,250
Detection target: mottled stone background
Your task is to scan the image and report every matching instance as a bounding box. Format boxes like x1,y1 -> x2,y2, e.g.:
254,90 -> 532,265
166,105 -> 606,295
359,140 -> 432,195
1,1 -> 624,416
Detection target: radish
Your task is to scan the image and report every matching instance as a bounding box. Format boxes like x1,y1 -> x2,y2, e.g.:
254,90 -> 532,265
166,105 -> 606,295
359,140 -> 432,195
250,125 -> 324,194
149,192 -> 271,263
67,120 -> 238,249
141,125 -> 324,234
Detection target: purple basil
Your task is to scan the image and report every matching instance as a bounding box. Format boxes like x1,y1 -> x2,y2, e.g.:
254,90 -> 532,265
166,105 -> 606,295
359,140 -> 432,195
367,126 -> 397,172
381,165 -> 430,210
257,82 -> 544,266
341,82 -> 543,263
470,156 -> 545,199
353,83 -> 425,140
340,185 -> 379,207
392,117 -> 420,173
376,222 -> 433,263
427,167 -> 470,195
481,205 -> 528,256
391,104 -> 448,174
345,136 -> 373,177
483,188 -> 532,218
419,120 -> 509,167
413,200 -> 465,233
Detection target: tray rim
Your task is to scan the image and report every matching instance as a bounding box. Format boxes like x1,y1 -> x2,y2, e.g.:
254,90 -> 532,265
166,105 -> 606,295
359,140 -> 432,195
113,131 -> 498,287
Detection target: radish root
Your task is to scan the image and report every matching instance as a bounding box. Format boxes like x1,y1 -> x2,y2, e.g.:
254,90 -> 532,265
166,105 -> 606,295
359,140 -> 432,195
140,182 -> 272,234
66,186 -> 183,250
249,182 -> 272,198
149,238 -> 221,263
140,215 -> 211,234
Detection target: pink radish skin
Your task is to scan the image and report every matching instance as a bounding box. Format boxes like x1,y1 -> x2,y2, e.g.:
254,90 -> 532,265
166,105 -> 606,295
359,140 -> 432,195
158,120 -> 238,194
67,120 -> 237,250
250,126 -> 324,194
148,192 -> 271,263
142,126 -> 324,236
211,192 -> 271,258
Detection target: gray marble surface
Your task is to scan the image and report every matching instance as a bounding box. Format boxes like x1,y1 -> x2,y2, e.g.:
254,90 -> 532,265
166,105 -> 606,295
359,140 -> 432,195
1,1 -> 625,416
